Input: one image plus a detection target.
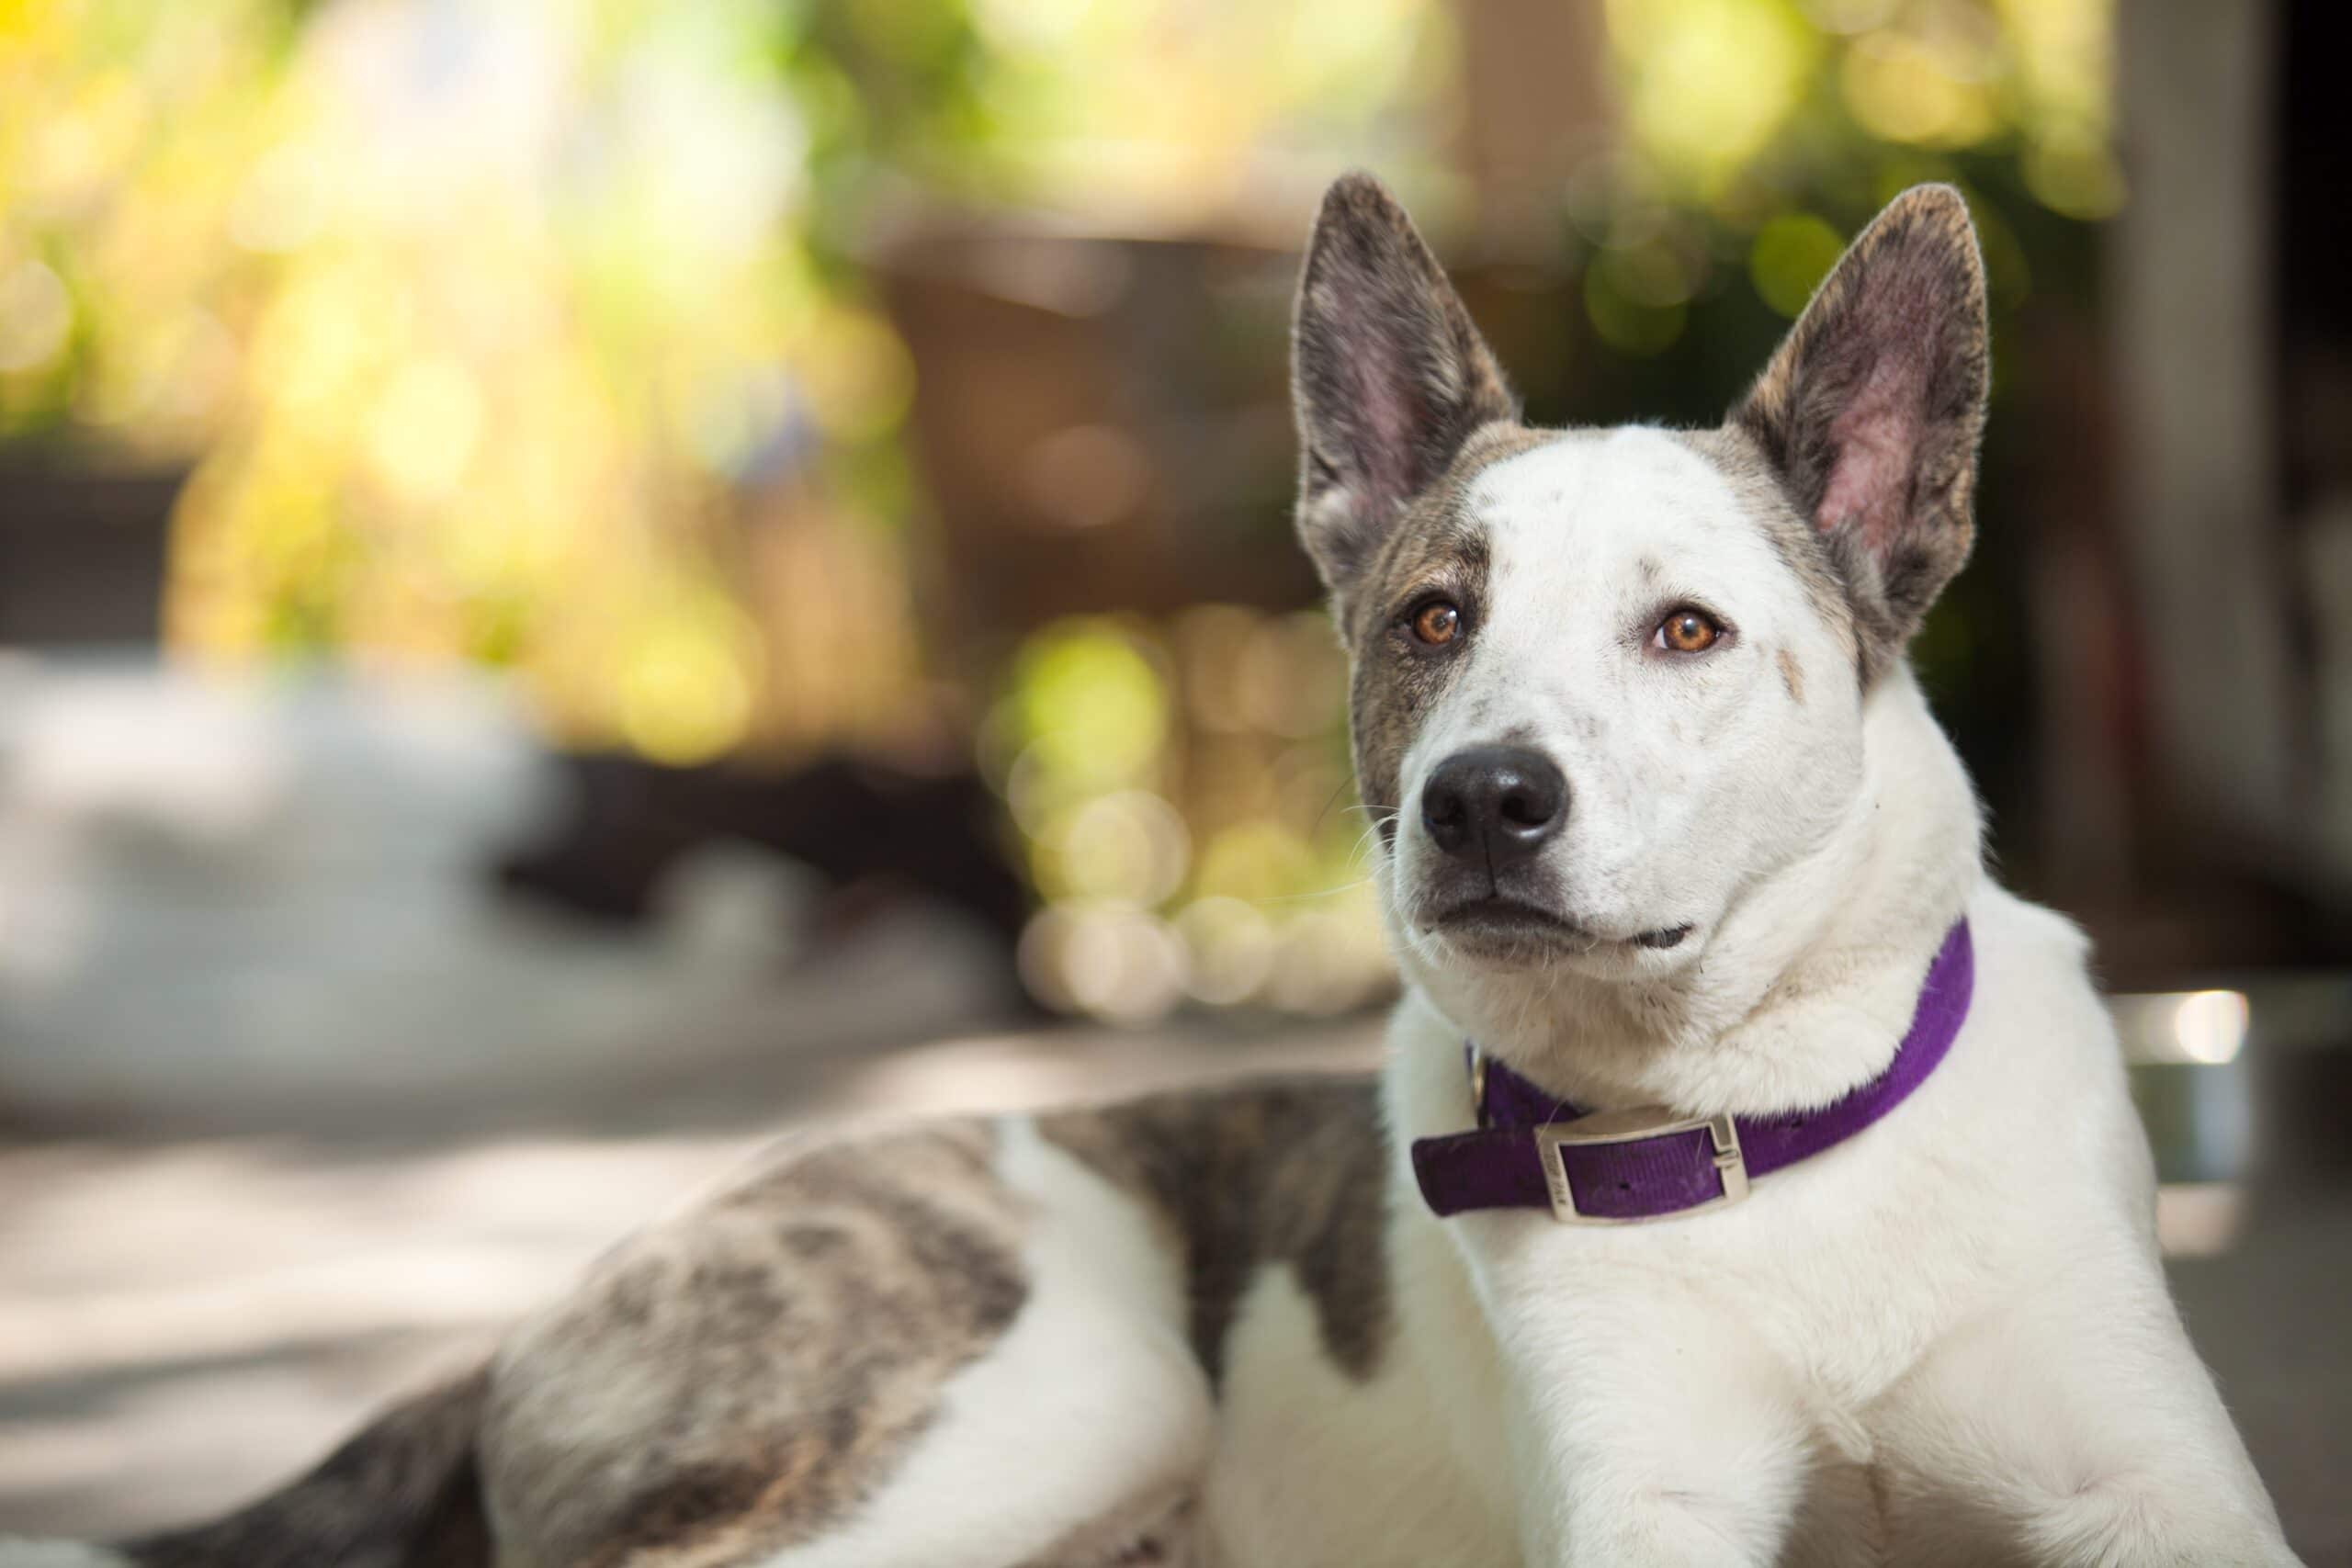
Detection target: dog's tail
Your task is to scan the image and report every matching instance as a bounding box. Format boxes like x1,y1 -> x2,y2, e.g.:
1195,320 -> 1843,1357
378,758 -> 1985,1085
3,1365 -> 492,1568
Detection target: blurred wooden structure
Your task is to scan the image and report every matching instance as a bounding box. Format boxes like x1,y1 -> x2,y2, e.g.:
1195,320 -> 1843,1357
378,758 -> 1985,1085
2112,0 -> 2298,864
874,219 -> 1315,654
1450,0 -> 1613,256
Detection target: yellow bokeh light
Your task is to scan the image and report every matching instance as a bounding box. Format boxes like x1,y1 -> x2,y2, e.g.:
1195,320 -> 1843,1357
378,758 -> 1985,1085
1174,896 -> 1275,1006
367,357 -> 486,502
1994,0 -> 2114,149
1748,213 -> 1846,318
1018,903 -> 1187,1024
2024,138 -> 2126,221
1841,29 -> 1999,149
1051,789 -> 1191,908
1584,260 -> 1686,357
1608,0 -> 1817,194
616,609 -> 758,766
0,260 -> 73,373
1011,620 -> 1169,791
1194,819 -> 1316,907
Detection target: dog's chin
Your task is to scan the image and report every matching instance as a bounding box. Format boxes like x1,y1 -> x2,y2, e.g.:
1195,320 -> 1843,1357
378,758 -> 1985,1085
1419,897 -> 1695,972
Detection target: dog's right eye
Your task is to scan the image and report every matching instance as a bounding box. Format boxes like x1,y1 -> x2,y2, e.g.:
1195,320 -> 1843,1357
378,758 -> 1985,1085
1410,599 -> 1463,647
1655,607 -> 1723,654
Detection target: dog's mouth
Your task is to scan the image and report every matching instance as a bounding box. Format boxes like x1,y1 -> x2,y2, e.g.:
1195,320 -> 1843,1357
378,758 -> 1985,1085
1427,897 -> 1691,958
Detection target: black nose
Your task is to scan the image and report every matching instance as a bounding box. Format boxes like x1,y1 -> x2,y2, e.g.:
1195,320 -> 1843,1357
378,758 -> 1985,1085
1420,745 -> 1567,863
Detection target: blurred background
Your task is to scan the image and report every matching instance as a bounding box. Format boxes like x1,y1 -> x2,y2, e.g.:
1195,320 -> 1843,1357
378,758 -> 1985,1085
2,0 -> 2348,1555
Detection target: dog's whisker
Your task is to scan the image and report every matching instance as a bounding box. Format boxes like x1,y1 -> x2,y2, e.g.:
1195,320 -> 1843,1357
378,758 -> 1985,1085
1309,776 -> 1366,837
1252,875 -> 1378,905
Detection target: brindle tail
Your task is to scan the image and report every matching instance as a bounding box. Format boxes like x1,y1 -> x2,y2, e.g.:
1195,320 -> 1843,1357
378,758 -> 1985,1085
5,1366 -> 493,1568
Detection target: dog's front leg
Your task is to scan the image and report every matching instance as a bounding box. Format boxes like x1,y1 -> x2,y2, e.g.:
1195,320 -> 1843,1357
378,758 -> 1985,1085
1871,1258 -> 2304,1567
1486,1255 -> 1812,1568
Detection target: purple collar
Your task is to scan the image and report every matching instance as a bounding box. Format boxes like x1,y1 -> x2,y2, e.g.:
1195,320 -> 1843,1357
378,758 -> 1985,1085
1411,920 -> 1974,1224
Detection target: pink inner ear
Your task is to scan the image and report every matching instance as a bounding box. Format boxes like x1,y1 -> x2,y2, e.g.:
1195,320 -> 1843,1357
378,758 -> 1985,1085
1815,354 -> 1924,547
1361,374 -> 1419,502
1346,332 -> 1433,511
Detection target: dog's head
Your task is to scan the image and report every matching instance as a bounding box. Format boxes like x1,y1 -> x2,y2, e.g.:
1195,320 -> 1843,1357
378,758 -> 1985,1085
1293,175 -> 1988,996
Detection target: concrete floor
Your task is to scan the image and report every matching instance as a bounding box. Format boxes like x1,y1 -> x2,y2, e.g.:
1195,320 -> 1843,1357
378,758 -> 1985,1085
2165,1192 -> 2352,1565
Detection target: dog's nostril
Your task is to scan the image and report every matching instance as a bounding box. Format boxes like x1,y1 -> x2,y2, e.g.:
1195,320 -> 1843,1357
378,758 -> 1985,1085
1498,787 -> 1555,828
1492,766 -> 1565,840
1420,776 -> 1474,852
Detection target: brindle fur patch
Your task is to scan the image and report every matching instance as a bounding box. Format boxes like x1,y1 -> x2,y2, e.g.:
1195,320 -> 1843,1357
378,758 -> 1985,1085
119,1370 -> 492,1568
1342,423 -> 1560,838
1039,1075 -> 1392,1386
479,1121 -> 1027,1568
1291,173 -> 1517,610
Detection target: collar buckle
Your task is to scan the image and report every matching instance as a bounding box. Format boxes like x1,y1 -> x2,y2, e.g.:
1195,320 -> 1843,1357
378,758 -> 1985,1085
1534,1111 -> 1750,1225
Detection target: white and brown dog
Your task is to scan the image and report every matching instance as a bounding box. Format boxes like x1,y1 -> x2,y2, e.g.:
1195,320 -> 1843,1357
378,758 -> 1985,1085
4,175 -> 2302,1568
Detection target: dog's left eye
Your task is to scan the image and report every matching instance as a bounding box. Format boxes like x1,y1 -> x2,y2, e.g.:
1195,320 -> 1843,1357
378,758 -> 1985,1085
1410,599 -> 1464,647
1654,608 -> 1722,654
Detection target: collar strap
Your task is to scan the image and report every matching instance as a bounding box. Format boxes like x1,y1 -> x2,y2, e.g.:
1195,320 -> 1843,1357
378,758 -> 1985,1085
1411,920 -> 1974,1224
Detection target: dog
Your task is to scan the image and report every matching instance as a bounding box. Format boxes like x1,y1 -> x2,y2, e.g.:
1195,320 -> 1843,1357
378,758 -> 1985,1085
3,175 -> 2302,1568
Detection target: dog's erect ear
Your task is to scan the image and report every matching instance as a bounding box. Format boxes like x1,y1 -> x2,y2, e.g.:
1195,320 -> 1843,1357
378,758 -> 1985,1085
1292,173 -> 1515,601
1731,184 -> 1990,674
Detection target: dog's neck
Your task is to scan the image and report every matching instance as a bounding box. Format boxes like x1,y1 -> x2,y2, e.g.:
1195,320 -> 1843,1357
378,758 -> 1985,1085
1396,667 -> 1983,1116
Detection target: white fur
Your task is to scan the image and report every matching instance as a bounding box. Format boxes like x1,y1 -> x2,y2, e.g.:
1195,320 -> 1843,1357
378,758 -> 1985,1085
1203,1261 -> 1515,1564
754,1117 -> 1211,1568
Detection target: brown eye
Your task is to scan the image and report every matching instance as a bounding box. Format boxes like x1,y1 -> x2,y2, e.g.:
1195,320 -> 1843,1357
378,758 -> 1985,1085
1656,607 -> 1722,653
1411,600 -> 1462,647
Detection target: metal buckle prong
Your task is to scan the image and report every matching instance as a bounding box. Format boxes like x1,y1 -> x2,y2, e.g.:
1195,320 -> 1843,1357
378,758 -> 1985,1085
1534,1110 -> 1750,1225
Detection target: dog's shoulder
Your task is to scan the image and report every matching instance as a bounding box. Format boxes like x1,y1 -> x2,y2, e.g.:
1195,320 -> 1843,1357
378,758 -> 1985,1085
1965,881 -> 2109,1053
1975,879 -> 2094,970
1953,883 -> 2155,1202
